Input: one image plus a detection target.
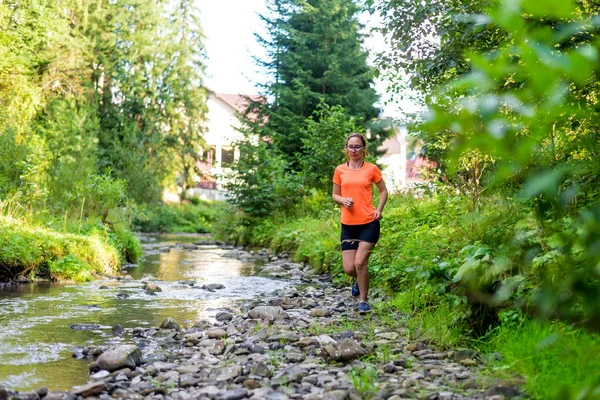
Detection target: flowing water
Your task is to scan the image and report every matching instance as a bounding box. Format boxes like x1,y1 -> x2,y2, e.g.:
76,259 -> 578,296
0,234 -> 295,392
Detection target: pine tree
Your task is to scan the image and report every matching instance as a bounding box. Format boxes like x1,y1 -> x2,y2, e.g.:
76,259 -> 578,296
257,0 -> 380,159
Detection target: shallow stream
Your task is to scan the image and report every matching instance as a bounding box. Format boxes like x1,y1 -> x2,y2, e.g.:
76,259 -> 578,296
0,234 -> 294,391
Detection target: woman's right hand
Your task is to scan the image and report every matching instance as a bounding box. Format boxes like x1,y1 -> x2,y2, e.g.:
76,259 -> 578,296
343,197 -> 354,208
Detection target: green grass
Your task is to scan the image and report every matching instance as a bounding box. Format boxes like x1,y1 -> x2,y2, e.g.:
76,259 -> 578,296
480,318 -> 600,399
350,363 -> 379,398
385,290 -> 468,348
0,216 -> 124,281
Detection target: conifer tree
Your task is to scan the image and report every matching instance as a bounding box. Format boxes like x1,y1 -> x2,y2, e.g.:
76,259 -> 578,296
257,0 -> 380,158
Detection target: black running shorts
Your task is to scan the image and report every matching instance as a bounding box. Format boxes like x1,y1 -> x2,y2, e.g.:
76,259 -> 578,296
340,219 -> 380,251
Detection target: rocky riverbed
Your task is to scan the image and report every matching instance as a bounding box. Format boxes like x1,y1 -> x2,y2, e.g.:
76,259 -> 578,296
0,247 -> 522,400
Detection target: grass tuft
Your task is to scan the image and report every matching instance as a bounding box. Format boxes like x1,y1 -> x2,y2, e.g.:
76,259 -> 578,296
480,318 -> 600,399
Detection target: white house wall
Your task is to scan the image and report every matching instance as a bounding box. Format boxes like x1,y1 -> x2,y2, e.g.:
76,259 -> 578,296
378,125 -> 408,193
203,93 -> 246,186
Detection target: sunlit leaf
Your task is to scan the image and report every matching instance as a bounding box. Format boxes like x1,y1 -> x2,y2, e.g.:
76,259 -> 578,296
521,0 -> 576,18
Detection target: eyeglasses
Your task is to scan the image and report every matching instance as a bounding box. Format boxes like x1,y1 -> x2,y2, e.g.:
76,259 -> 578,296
346,145 -> 363,151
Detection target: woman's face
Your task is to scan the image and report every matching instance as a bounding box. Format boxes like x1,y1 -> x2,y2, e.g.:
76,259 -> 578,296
346,136 -> 365,160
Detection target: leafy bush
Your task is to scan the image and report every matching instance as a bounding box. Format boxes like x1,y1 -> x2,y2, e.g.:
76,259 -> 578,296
418,0 -> 600,330
48,254 -> 93,282
108,228 -> 143,263
135,200 -> 225,233
298,103 -> 364,192
225,138 -> 304,217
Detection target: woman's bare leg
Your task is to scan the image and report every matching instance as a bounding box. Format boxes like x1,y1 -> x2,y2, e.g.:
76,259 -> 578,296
354,241 -> 374,302
342,249 -> 357,277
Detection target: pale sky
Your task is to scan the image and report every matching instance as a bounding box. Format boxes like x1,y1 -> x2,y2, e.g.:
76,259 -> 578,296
197,0 -> 419,119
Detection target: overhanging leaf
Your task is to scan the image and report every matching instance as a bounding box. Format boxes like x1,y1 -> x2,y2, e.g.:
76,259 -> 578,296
521,0 -> 576,19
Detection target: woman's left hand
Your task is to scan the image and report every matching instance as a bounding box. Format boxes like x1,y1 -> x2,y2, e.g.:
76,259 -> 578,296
374,210 -> 382,220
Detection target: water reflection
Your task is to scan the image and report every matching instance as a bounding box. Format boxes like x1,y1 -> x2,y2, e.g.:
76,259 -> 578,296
0,236 -> 293,391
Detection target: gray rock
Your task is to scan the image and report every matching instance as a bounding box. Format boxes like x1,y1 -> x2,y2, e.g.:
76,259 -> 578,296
323,390 -> 348,400
383,364 -> 397,373
205,283 -> 225,290
197,386 -> 221,397
215,388 -> 248,400
159,318 -> 181,330
90,345 -> 142,372
72,382 -> 107,397
179,374 -> 201,388
223,250 -> 240,259
309,308 -> 331,317
209,340 -> 225,355
267,332 -> 300,343
215,312 -> 233,321
248,344 -> 266,354
251,361 -> 271,377
376,331 -> 400,340
295,337 -> 319,348
265,390 -> 290,400
316,335 -> 337,345
248,306 -> 289,320
69,324 -> 101,331
183,331 -> 204,344
261,265 -> 286,275
11,393 -> 39,400
453,349 -> 476,361
112,324 -> 124,336
43,392 -> 77,400
90,370 -> 111,381
142,282 -> 162,292
214,365 -> 242,381
485,385 -> 520,398
321,339 -> 367,362
285,352 -> 306,363
207,328 -> 227,338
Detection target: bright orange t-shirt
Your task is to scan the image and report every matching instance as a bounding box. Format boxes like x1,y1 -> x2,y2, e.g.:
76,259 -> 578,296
333,161 -> 382,225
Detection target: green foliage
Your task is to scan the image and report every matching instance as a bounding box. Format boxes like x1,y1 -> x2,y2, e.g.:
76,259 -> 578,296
350,363 -> 378,398
256,0 -> 379,160
482,318 -> 600,399
108,228 -> 143,264
0,0 -> 209,282
135,200 -> 225,234
299,102 -> 364,191
48,254 -> 92,282
417,0 -> 600,329
0,216 -> 121,281
373,0 -> 507,95
0,129 -> 42,205
0,0 -> 209,213
225,137 -> 304,217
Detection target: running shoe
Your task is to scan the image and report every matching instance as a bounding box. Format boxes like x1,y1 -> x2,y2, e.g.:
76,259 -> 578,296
351,281 -> 360,297
358,301 -> 372,314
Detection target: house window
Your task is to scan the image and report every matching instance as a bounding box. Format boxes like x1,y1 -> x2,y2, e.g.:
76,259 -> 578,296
202,146 -> 216,164
221,147 -> 234,167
